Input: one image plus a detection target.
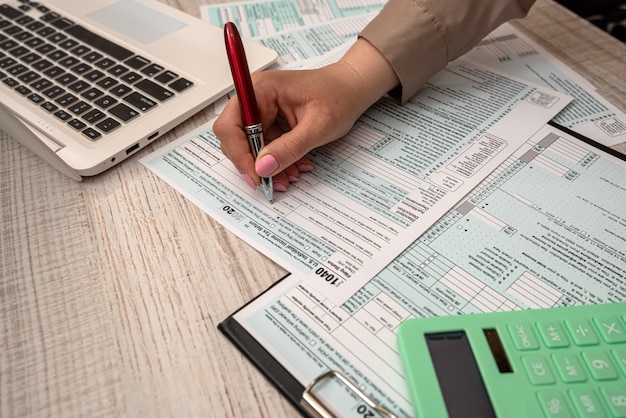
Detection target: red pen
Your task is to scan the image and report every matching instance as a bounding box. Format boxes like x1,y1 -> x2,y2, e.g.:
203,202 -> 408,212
224,22 -> 273,202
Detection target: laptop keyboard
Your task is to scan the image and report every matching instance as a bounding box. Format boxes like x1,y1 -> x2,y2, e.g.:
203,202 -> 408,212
0,1 -> 195,141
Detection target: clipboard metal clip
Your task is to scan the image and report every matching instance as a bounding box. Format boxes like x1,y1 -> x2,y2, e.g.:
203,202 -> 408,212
300,370 -> 397,418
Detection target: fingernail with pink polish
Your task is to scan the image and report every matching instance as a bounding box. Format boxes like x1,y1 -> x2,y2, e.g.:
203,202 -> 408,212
243,173 -> 256,190
288,175 -> 299,183
297,163 -> 314,172
256,154 -> 279,177
273,182 -> 288,192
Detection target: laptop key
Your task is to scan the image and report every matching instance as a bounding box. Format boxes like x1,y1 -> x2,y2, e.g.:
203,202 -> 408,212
9,45 -> 29,57
2,76 -> 18,87
69,100 -> 91,115
0,56 -> 16,67
14,31 -> 34,42
0,5 -> 22,20
47,49 -> 67,61
53,109 -> 71,121
57,39 -> 78,50
82,51 -> 102,62
109,84 -> 131,97
124,91 -> 156,111
56,73 -> 77,85
83,68 -> 103,80
65,25 -> 133,61
68,118 -> 86,130
50,18 -> 73,31
42,65 -> 63,77
155,70 -> 177,84
169,78 -> 193,92
69,44 -> 89,56
15,84 -> 30,95
18,70 -> 38,83
68,80 -> 90,93
124,55 -> 150,70
95,117 -> 120,133
31,78 -> 52,90
140,63 -> 163,77
58,56 -> 79,68
41,12 -> 61,23
109,103 -> 138,121
82,127 -> 101,141
82,109 -> 106,123
15,15 -> 34,26
34,43 -> 54,54
27,92 -> 44,104
40,101 -> 58,112
31,58 -> 51,71
20,52 -> 40,63
7,63 -> 27,75
25,22 -> 44,32
55,92 -> 77,106
120,71 -> 142,84
42,85 -> 64,98
0,39 -> 18,50
96,76 -> 117,89
81,87 -> 103,101
135,79 -> 173,101
24,36 -> 44,48
36,27 -> 55,38
94,95 -> 117,109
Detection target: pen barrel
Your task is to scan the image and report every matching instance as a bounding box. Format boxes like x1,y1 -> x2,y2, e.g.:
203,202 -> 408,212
224,22 -> 259,127
244,123 -> 265,158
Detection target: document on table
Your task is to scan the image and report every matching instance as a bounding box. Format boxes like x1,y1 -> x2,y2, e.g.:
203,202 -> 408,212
200,0 -> 383,37
226,122 -> 626,418
142,58 -> 570,305
466,23 -> 626,146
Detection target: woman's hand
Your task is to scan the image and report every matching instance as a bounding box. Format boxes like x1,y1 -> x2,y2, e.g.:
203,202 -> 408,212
213,38 -> 399,192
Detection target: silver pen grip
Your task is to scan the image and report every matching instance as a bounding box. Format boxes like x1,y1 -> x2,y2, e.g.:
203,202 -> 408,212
244,123 -> 265,158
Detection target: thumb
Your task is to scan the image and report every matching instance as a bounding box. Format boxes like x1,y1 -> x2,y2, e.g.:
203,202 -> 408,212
255,123 -> 323,177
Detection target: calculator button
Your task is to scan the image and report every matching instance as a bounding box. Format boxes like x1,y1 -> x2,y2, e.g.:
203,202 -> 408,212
552,353 -> 587,383
568,388 -> 607,418
508,322 -> 539,350
565,318 -> 600,346
594,316 -> 626,344
538,321 -> 571,348
537,390 -> 575,417
523,355 -> 556,385
582,351 -> 619,381
600,385 -> 626,417
613,348 -> 626,376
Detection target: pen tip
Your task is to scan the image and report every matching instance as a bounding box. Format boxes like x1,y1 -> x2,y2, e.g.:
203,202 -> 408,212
261,178 -> 273,202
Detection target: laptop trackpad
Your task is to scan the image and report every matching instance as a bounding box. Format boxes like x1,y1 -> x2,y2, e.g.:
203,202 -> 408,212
88,0 -> 187,44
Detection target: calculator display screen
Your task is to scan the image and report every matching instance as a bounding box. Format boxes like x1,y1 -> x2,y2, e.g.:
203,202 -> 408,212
425,331 -> 497,418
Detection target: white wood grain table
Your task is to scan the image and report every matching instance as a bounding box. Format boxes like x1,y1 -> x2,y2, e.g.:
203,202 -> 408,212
2,1 -> 625,417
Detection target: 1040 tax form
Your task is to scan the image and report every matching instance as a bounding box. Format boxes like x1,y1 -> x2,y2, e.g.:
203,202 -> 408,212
142,58 -> 570,305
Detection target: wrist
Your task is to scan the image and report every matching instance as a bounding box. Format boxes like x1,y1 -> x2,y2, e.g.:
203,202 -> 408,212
337,38 -> 400,107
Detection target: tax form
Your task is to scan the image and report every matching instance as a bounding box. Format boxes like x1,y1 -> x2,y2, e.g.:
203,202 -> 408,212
466,23 -> 626,146
228,123 -> 626,417
200,0 -> 383,37
142,58 -> 570,305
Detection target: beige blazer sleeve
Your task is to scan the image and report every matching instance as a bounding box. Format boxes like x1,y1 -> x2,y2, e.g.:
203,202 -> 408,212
360,0 -> 537,102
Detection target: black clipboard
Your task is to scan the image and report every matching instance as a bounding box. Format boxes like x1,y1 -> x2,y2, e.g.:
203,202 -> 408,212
218,274 -> 306,414
219,273 -> 398,418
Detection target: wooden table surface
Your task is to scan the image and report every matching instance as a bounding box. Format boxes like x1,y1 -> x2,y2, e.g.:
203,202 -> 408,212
2,1 -> 625,417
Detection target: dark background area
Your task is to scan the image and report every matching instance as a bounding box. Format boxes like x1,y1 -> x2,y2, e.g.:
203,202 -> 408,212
556,0 -> 626,42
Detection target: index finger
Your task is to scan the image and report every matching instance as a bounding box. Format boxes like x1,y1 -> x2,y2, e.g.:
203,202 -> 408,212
213,97 -> 257,179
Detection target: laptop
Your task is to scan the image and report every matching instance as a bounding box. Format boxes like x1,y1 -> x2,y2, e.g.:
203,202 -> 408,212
0,0 -> 277,180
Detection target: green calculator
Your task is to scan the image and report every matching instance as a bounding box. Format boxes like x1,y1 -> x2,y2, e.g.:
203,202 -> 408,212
397,302 -> 626,418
